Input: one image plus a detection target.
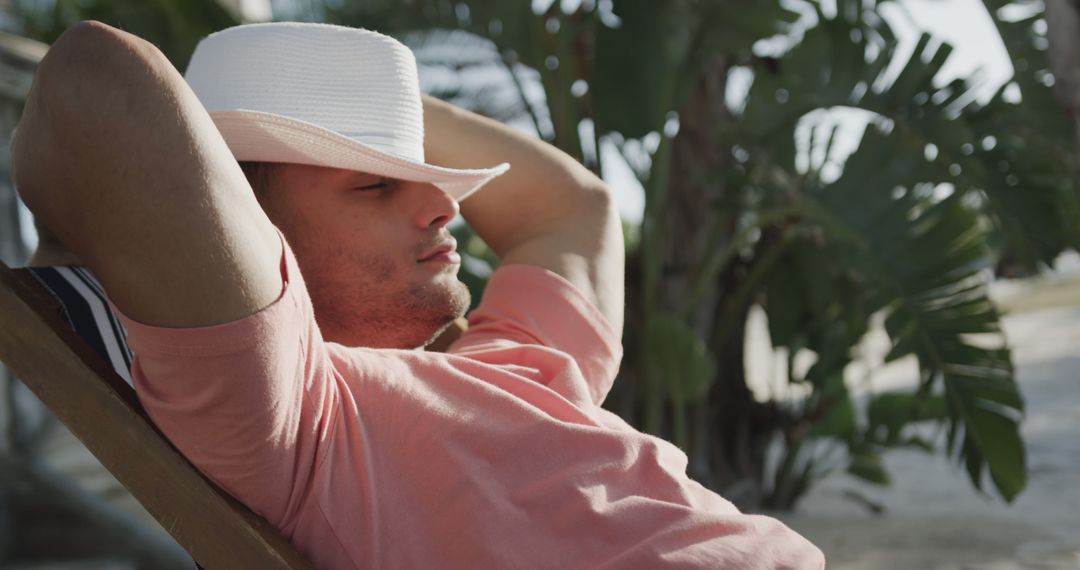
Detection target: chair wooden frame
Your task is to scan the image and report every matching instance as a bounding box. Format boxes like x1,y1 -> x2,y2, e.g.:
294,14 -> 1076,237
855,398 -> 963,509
0,260 -> 313,569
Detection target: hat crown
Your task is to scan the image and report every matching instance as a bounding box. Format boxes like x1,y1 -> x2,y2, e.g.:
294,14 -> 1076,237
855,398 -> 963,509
185,22 -> 425,162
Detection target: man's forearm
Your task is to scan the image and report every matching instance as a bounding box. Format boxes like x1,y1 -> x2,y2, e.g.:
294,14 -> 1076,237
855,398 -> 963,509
421,95 -> 611,255
422,95 -> 625,332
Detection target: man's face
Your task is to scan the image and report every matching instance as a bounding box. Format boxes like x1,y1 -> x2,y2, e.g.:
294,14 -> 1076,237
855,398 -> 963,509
257,163 -> 470,349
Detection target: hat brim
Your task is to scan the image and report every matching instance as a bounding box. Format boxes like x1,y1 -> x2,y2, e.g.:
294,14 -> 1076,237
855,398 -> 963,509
210,110 -> 509,201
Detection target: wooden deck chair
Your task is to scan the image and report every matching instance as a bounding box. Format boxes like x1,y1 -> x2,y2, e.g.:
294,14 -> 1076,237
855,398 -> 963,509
0,260 -> 313,569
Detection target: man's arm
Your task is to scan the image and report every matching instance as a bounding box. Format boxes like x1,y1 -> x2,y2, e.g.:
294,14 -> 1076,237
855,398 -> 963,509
12,21 -> 280,328
422,96 -> 625,333
26,217 -> 81,267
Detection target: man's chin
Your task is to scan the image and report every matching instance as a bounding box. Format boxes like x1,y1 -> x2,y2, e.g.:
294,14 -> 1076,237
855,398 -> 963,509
322,321 -> 454,350
323,290 -> 470,350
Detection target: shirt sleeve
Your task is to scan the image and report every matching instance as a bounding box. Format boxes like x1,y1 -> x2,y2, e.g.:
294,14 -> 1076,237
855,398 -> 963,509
449,264 -> 623,406
112,230 -> 336,529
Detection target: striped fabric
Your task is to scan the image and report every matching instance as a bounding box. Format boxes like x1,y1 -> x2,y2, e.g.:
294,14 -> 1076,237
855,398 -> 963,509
26,266 -> 133,384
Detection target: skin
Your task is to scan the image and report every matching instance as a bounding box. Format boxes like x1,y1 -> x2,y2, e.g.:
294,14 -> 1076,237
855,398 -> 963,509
253,166 -> 470,349
28,221 -> 82,267
29,165 -> 472,350
13,21 -> 623,355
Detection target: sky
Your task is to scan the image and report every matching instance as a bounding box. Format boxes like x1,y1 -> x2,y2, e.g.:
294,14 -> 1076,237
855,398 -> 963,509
889,0 -> 1014,98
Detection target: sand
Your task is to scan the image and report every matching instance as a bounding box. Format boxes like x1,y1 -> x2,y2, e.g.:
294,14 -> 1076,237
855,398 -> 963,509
773,267 -> 1080,569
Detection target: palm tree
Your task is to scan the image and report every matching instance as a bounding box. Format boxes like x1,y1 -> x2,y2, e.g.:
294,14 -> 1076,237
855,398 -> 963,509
323,0 -> 1077,509
6,0 -> 1075,512
1044,0 -> 1080,188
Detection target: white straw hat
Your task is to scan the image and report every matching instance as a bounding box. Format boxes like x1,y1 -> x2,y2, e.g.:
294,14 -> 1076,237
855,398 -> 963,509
184,22 -> 509,201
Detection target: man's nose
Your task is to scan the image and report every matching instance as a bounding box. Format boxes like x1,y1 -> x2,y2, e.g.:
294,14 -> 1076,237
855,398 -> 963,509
409,182 -> 459,229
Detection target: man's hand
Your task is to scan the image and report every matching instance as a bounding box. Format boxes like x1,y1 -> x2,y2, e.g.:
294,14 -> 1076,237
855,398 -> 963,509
422,96 -> 625,333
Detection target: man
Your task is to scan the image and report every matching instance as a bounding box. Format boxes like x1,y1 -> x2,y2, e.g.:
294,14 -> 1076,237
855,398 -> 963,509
12,20 -> 824,569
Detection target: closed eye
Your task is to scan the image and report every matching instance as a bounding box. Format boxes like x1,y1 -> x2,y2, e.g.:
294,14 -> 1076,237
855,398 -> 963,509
354,180 -> 390,192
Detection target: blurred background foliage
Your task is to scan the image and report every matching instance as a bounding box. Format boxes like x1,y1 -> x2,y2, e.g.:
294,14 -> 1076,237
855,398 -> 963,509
3,0 -> 1078,513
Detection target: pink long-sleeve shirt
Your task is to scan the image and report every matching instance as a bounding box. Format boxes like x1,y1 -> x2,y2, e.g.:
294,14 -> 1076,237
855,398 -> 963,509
116,231 -> 824,569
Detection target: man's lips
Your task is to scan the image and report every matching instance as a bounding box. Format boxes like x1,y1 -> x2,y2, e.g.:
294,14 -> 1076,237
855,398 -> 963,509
418,239 -> 460,263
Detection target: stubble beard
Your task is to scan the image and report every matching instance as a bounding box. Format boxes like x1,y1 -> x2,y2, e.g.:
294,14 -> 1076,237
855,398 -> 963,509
302,247 -> 471,349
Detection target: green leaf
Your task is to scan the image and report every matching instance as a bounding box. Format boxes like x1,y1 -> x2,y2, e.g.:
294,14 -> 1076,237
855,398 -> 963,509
644,313 -> 716,404
868,392 -> 947,446
810,392 -> 857,439
593,0 -> 696,138
947,373 -> 1027,501
848,453 -> 891,486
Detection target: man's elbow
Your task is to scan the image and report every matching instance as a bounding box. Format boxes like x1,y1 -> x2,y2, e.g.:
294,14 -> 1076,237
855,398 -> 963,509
14,21 -> 172,230
586,183 -> 623,248
577,180 -> 618,221
42,20 -> 164,71
31,20 -> 171,120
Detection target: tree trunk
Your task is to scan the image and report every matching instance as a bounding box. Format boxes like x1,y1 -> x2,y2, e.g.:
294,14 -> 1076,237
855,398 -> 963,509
1045,0 -> 1080,197
659,57 -> 731,330
662,55 -> 732,490
654,54 -> 772,501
